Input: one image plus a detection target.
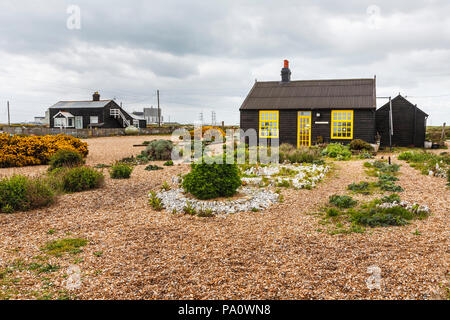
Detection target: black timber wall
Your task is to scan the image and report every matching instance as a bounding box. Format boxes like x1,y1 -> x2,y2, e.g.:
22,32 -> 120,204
376,96 -> 427,147
240,108 -> 376,145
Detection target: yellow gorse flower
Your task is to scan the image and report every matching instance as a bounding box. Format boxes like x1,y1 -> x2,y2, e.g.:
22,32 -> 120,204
0,134 -> 88,168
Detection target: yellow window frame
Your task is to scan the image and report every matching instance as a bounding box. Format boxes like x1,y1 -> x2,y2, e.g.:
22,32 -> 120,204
331,110 -> 353,139
259,110 -> 279,138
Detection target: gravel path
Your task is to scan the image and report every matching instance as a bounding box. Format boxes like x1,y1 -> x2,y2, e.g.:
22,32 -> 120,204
0,137 -> 448,299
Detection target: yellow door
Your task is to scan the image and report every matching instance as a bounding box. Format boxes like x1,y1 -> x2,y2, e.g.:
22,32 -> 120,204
297,111 -> 311,147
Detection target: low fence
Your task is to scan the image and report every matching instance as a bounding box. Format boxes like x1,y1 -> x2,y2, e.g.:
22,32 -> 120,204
0,126 -> 177,138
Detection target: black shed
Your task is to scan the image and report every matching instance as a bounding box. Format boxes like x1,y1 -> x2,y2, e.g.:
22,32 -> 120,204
376,95 -> 428,147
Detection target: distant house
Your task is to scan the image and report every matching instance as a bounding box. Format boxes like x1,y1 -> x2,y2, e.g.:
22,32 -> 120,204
240,60 -> 377,146
376,95 -> 428,147
132,107 -> 162,124
49,92 -> 146,129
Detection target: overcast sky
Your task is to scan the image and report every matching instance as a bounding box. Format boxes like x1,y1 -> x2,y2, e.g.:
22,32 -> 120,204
0,0 -> 449,125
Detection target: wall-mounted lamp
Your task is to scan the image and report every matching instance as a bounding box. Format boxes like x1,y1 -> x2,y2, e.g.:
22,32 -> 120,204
316,113 -> 321,117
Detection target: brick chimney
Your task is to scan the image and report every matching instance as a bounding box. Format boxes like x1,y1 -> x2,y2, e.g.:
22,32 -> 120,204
281,60 -> 291,83
93,91 -> 100,101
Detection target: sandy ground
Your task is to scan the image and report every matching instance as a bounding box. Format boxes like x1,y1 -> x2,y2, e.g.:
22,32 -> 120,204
0,136 -> 448,300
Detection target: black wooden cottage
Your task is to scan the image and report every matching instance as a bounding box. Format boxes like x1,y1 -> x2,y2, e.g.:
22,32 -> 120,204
49,92 -> 146,129
240,60 -> 377,147
376,95 -> 428,147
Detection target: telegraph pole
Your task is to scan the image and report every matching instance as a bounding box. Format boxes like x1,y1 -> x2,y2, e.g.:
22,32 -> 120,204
7,101 -> 10,126
157,90 -> 161,127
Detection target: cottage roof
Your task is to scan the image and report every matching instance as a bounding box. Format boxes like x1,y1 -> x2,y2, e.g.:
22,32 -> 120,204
49,100 -> 113,109
240,78 -> 376,110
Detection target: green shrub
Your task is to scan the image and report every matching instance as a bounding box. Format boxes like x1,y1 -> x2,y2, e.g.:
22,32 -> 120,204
347,181 -> 372,194
110,162 -> 133,179
48,150 -> 84,170
349,139 -> 374,151
359,152 -> 374,159
0,175 -> 55,213
321,143 -> 352,160
149,191 -> 163,211
163,160 -> 174,166
279,146 -> 322,164
182,159 -> 241,200
376,180 -> 404,192
378,174 -> 399,182
60,167 -> 104,192
326,207 -> 341,217
379,194 -> 401,203
366,160 -> 400,174
141,140 -> 173,161
144,164 -> 163,171
329,195 -> 357,208
350,206 -> 417,227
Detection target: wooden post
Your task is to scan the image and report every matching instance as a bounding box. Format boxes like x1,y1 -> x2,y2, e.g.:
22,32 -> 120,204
7,101 -> 10,126
441,123 -> 446,143
157,90 -> 161,127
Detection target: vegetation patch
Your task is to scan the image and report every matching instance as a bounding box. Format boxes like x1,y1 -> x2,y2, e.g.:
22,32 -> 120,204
0,175 -> 55,213
321,143 -> 352,160
144,164 -> 163,171
329,195 -> 357,209
241,163 -> 329,190
57,167 -> 104,193
349,139 -> 374,152
182,158 -> 241,200
318,193 -> 429,234
141,139 -> 173,161
109,162 -> 133,179
0,133 -> 88,168
48,150 -> 84,170
399,151 -> 449,180
279,144 -> 323,164
42,238 -> 88,256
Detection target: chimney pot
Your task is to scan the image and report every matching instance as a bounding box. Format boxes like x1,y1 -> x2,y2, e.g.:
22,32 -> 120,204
281,60 -> 291,83
93,91 -> 100,101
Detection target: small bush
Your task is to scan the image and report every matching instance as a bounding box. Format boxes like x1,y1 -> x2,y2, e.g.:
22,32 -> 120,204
349,139 -> 374,151
326,207 -> 341,217
149,191 -> 163,211
329,195 -> 357,208
348,181 -> 371,194
163,160 -> 174,166
141,140 -> 173,161
350,206 -> 415,227
60,167 -> 104,192
182,158 -> 241,200
379,194 -> 401,203
183,201 -> 197,215
110,162 -> 133,179
144,164 -> 163,171
48,150 -> 84,170
321,143 -> 352,160
366,160 -> 400,174
0,175 -> 55,213
376,179 -> 404,192
279,146 -> 322,164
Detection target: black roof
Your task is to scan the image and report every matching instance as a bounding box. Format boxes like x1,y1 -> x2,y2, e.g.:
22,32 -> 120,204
378,95 -> 428,117
240,78 -> 376,110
